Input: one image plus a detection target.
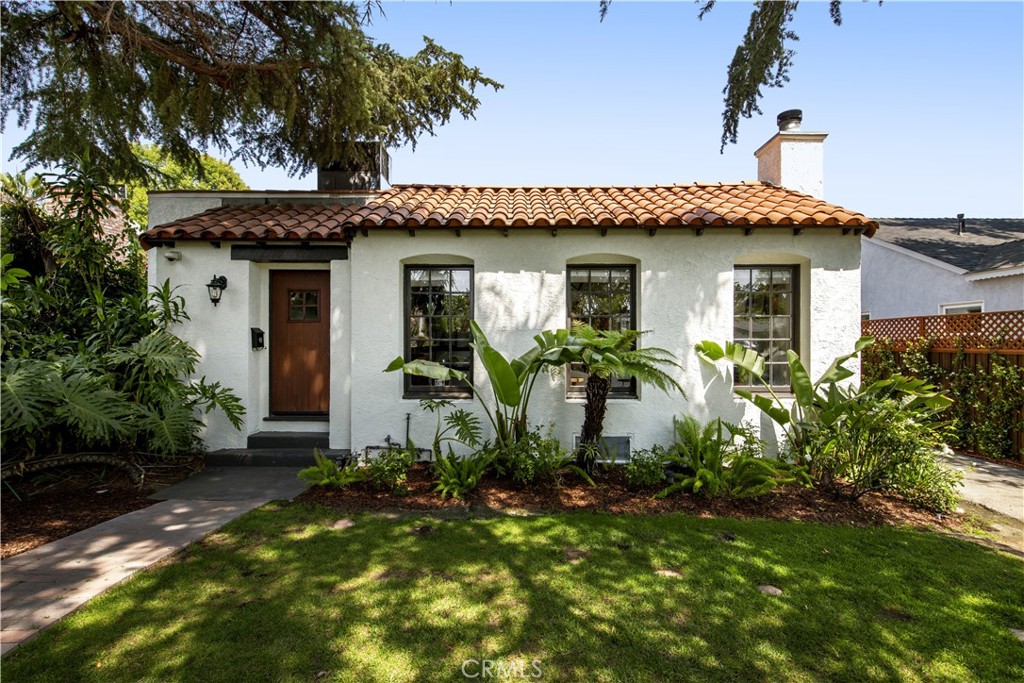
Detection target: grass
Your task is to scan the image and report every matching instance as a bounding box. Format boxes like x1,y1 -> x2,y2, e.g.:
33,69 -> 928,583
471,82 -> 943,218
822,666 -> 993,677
5,503 -> 1024,682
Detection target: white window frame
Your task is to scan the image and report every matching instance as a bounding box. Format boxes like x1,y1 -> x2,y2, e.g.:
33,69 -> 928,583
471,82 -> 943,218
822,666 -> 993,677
938,301 -> 984,315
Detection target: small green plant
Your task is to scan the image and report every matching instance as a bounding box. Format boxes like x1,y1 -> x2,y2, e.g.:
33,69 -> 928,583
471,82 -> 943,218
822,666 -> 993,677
624,447 -> 668,488
890,445 -> 964,513
655,416 -> 809,499
298,448 -> 366,488
494,427 -> 595,486
432,451 -> 492,499
419,399 -> 483,459
366,445 -> 413,491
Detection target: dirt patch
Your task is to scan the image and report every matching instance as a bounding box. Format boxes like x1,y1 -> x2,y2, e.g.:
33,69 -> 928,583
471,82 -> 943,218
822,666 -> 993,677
297,464 -> 977,537
1,462 -> 197,559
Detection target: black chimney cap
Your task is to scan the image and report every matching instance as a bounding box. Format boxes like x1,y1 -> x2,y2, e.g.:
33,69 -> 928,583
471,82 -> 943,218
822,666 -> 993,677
777,109 -> 803,130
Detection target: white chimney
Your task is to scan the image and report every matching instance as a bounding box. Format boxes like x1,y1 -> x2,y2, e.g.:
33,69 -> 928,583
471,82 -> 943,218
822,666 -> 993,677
754,109 -> 827,199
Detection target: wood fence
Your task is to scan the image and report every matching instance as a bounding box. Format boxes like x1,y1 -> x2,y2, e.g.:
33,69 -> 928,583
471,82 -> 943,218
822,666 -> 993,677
862,309 -> 1024,353
862,310 -> 1024,457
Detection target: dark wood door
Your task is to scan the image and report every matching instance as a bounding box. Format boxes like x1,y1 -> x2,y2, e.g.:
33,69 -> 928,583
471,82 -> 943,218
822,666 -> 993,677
270,271 -> 330,414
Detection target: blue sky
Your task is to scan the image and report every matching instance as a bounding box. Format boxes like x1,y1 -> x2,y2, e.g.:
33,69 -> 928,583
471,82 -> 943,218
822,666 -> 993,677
3,1 -> 1022,217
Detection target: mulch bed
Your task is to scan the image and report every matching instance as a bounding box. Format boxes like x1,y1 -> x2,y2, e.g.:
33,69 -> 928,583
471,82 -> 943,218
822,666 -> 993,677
1,462 -> 198,559
298,463 -> 961,533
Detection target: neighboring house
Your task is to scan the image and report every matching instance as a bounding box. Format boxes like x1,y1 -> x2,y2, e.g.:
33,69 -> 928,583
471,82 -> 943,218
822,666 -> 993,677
141,111 -> 876,455
861,217 -> 1023,319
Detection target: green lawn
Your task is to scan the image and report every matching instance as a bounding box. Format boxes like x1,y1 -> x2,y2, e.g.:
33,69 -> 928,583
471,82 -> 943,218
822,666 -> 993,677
5,504 -> 1023,682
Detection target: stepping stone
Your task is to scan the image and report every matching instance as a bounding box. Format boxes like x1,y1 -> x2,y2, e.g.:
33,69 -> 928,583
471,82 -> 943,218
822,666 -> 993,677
330,519 -> 355,530
758,584 -> 783,596
1011,628 -> 1024,642
563,547 -> 588,564
715,531 -> 737,543
655,569 -> 683,578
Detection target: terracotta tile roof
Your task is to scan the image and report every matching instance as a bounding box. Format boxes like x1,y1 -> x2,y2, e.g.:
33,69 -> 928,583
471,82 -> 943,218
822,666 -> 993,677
142,183 -> 878,247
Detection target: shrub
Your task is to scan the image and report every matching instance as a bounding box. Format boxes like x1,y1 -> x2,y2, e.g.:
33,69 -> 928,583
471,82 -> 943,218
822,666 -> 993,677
433,451 -> 492,499
494,428 -> 594,486
366,446 -> 413,491
656,416 -> 809,499
1,164 -> 243,473
812,385 -> 962,511
863,337 -> 1023,460
298,449 -> 366,488
624,447 -> 668,488
890,445 -> 964,513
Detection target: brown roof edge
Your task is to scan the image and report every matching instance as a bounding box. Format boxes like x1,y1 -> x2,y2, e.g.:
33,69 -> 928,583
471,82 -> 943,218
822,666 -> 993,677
142,183 -> 878,245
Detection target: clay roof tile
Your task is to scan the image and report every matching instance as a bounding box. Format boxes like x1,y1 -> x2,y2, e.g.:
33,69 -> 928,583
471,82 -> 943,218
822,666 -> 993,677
141,184 -> 877,247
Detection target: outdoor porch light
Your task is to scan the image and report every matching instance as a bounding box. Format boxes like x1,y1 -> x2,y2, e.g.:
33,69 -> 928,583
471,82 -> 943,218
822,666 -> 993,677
206,275 -> 228,306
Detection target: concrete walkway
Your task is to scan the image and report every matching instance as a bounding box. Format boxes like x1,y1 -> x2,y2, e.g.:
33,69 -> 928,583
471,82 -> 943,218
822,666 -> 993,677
941,453 -> 1024,522
1,467 -> 307,655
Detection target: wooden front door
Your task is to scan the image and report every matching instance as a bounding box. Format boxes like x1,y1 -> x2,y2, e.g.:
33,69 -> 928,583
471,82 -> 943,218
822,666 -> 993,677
270,271 -> 330,414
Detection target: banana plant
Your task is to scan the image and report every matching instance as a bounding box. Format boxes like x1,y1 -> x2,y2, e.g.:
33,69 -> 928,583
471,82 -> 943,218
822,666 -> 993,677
694,336 -> 867,457
385,322 -> 581,449
695,336 -> 952,462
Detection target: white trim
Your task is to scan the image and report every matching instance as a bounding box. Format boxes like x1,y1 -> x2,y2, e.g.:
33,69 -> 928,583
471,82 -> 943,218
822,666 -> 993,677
864,237 -> 967,275
938,300 -> 984,315
965,266 -> 1024,281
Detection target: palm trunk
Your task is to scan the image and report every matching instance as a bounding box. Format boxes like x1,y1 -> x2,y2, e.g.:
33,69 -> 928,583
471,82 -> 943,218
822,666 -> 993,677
581,374 -> 611,447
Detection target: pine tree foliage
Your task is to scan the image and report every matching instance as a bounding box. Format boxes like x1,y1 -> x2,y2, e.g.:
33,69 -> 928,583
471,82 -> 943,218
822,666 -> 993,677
1,1 -> 502,181
600,0 -> 868,150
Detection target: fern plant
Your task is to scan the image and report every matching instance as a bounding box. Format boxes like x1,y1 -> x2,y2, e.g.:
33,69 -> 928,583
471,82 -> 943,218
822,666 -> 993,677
298,449 -> 366,487
655,416 -> 809,499
420,399 -> 483,459
433,450 -> 492,499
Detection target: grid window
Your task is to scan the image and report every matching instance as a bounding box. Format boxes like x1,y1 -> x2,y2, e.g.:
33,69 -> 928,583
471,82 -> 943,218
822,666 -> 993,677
733,266 -> 797,389
405,266 -> 473,397
288,290 -> 320,322
567,265 -> 636,397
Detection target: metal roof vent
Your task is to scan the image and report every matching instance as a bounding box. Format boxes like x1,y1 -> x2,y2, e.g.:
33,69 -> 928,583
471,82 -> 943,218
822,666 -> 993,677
777,109 -> 803,132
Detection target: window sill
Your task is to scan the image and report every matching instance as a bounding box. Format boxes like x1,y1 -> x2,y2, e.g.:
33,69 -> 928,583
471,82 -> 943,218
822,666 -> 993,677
403,393 -> 473,401
736,387 -> 795,399
565,395 -> 640,402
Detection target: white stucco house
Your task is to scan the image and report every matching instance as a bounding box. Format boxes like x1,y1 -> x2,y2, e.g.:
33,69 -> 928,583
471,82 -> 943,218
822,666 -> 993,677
861,217 -> 1023,320
142,111 -> 876,456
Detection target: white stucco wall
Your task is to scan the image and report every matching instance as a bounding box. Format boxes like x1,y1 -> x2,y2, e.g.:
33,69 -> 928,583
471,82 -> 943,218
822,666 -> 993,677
861,238 -> 1023,318
347,230 -> 861,455
147,243 -> 341,450
147,230 -> 861,454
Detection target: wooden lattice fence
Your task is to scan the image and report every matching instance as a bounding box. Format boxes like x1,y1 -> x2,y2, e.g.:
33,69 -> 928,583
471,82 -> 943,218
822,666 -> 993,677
862,310 -> 1024,458
862,310 -> 1024,353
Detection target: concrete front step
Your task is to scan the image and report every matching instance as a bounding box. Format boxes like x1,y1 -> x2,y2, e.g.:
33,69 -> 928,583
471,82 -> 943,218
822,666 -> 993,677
207,447 -> 351,467
246,431 -> 331,450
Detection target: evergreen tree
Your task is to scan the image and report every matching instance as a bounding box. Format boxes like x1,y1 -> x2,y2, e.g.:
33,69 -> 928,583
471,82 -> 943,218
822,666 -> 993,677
2,1 -> 502,181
